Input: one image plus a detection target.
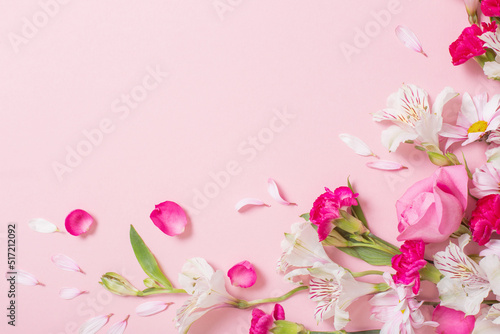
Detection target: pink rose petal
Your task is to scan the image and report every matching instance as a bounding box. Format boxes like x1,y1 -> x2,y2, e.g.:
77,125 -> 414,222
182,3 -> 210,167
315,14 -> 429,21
395,25 -> 428,57
135,301 -> 172,317
235,198 -> 270,212
267,178 -> 296,206
65,209 -> 94,236
227,260 -> 257,288
150,201 -> 187,236
52,254 -> 85,274
366,160 -> 408,171
107,315 -> 129,334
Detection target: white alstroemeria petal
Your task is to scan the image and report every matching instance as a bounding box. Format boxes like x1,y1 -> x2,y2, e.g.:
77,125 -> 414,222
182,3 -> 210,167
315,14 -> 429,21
235,198 -> 270,212
8,270 -> 42,286
59,288 -> 87,300
480,255 -> 500,297
487,146 -> 500,170
106,315 -> 129,334
51,254 -> 85,274
339,133 -> 377,157
395,25 -> 427,57
79,314 -> 113,334
267,178 -> 296,206
28,218 -> 59,233
135,301 -> 172,317
366,160 -> 407,171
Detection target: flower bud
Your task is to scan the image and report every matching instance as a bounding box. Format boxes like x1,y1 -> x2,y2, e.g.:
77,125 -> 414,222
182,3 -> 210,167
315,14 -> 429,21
334,210 -> 367,235
143,278 -> 162,289
464,0 -> 479,24
100,272 -> 139,296
322,229 -> 349,247
427,152 -> 452,166
270,320 -> 308,334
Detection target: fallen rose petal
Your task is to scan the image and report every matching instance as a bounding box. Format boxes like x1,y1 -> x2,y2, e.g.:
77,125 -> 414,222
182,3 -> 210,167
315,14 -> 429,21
273,304 -> 285,321
52,254 -> 85,274
135,301 -> 172,317
267,178 -> 296,206
28,218 -> 59,233
59,288 -> 87,300
107,315 -> 129,334
150,201 -> 187,236
235,198 -> 270,212
65,209 -> 94,236
8,270 -> 43,286
366,160 -> 408,171
395,25 -> 428,57
228,260 -> 257,288
339,133 -> 378,157
79,314 -> 113,334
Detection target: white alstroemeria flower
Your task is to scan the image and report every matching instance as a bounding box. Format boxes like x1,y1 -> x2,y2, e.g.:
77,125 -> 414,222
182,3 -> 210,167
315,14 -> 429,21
277,222 -> 333,276
471,163 -> 500,198
174,258 -> 237,334
483,60 -> 500,80
473,306 -> 500,333
370,273 -> 437,334
373,84 -> 457,152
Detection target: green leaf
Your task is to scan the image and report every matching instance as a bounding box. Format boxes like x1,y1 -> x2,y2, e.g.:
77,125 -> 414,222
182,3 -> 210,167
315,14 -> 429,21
462,152 -> 473,180
300,213 -> 310,221
130,225 -> 173,290
337,246 -> 393,266
347,178 -> 368,228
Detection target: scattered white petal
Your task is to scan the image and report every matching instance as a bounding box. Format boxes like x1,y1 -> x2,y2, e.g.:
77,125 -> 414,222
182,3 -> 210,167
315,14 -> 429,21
395,25 -> 428,57
52,254 -> 85,274
28,218 -> 59,233
107,315 -> 129,334
135,301 -> 172,317
59,288 -> 87,300
235,198 -> 270,211
79,314 -> 113,334
6,270 -> 43,286
267,178 -> 296,206
339,133 -> 378,157
366,160 -> 407,171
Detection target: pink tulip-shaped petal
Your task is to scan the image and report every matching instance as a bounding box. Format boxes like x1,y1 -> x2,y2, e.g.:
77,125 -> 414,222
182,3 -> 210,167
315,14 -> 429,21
107,315 -> 129,334
366,160 -> 408,171
150,201 -> 187,236
52,254 -> 85,274
135,301 -> 172,317
79,314 -> 113,334
227,260 -> 257,288
395,25 -> 428,57
65,209 -> 94,236
7,270 -> 43,286
59,288 -> 87,300
267,178 -> 296,206
235,198 -> 270,212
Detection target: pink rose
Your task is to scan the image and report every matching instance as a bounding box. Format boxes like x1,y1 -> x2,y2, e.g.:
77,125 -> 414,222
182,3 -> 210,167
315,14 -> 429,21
482,0 -> 500,17
396,165 -> 468,243
432,305 -> 475,334
449,22 -> 497,65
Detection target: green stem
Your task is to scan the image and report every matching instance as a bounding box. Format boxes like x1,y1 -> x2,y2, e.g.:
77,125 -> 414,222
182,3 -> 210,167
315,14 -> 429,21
368,233 -> 400,254
137,288 -> 186,296
351,270 -> 384,278
240,286 -> 308,308
309,331 -> 380,334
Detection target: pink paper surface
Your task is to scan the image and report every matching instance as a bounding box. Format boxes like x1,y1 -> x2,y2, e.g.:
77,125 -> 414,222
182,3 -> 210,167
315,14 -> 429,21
0,0 -> 493,333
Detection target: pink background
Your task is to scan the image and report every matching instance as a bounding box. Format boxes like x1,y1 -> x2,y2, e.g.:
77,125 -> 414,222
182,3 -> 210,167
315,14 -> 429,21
0,0 -> 495,333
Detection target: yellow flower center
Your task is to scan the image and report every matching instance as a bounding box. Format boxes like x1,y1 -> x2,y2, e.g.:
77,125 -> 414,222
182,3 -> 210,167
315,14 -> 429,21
468,120 -> 488,133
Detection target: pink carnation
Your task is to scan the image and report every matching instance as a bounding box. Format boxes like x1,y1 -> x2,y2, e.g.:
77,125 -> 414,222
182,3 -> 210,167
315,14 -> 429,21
482,0 -> 500,17
310,186 -> 358,241
391,240 -> 427,294
249,304 -> 285,334
470,194 -> 500,245
449,22 -> 497,65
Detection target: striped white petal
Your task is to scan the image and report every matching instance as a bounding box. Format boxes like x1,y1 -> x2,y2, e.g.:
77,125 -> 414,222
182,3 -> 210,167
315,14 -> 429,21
59,288 -> 87,300
79,314 -> 113,334
235,198 -> 270,212
8,269 -> 42,286
395,25 -> 427,57
52,254 -> 85,274
135,301 -> 172,317
28,218 -> 59,233
106,315 -> 129,334
267,178 -> 296,206
339,133 -> 377,157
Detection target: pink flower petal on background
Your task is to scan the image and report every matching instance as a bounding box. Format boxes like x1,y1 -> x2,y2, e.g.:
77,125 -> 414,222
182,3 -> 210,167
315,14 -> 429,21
339,133 -> 378,157
59,288 -> 87,300
52,254 -> 85,274
395,25 -> 428,57
7,270 -> 43,286
273,304 -> 285,321
135,301 -> 172,317
267,178 -> 296,206
28,218 -> 59,233
235,198 -> 270,212
227,260 -> 257,288
65,209 -> 94,236
107,315 -> 129,334
150,201 -> 187,236
79,314 -> 113,334
366,160 -> 408,171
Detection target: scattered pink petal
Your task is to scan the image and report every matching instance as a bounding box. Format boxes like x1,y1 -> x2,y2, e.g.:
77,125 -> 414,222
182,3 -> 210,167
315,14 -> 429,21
339,133 -> 378,157
395,25 -> 428,57
65,209 -> 94,236
150,201 -> 187,236
235,198 -> 270,212
79,314 -> 113,334
28,218 -> 59,233
135,301 -> 172,317
228,260 -> 257,288
7,270 -> 43,286
107,315 -> 129,334
59,288 -> 87,300
273,304 -> 285,321
366,160 -> 408,171
267,179 -> 296,206
51,254 -> 85,274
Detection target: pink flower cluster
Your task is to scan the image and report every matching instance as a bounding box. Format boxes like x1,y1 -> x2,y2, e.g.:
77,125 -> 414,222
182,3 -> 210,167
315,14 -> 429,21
309,186 -> 358,241
391,240 -> 427,294
449,22 -> 497,65
470,194 -> 500,245
250,304 -> 285,334
482,0 -> 500,17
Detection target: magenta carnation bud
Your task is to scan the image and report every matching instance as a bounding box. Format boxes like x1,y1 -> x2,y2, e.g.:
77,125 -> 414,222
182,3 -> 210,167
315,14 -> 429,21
65,209 -> 94,236
391,240 -> 427,294
150,201 -> 187,236
227,260 -> 257,288
249,304 -> 285,334
470,194 -> 500,245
